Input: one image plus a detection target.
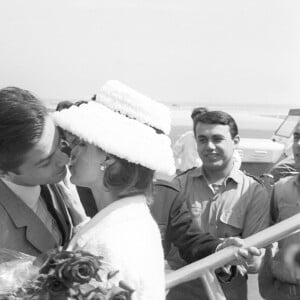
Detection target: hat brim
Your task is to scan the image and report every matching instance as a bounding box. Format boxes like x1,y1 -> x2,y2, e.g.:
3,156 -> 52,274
52,102 -> 175,176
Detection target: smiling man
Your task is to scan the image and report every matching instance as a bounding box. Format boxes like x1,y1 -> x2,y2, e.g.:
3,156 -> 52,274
171,110 -> 270,300
0,87 -> 87,256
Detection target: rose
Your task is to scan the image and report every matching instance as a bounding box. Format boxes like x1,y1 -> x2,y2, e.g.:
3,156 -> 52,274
108,286 -> 133,300
110,291 -> 131,300
40,251 -> 75,275
3,249 -> 132,300
82,291 -> 106,300
56,255 -> 102,286
43,276 -> 68,296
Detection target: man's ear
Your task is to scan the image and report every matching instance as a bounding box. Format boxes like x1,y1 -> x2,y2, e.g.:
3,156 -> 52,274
233,135 -> 240,146
0,169 -> 14,181
0,168 -> 7,177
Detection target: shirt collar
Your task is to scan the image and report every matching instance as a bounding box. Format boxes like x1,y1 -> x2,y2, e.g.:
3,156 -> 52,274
1,178 -> 41,211
228,165 -> 243,183
190,164 -> 243,184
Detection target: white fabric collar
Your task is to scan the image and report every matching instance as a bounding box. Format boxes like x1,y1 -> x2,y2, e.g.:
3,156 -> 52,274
69,194 -> 149,249
1,178 -> 41,211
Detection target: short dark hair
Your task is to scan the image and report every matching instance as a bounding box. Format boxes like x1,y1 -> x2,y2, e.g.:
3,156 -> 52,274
103,157 -> 154,200
0,87 -> 47,171
56,100 -> 73,111
190,107 -> 208,120
193,110 -> 238,139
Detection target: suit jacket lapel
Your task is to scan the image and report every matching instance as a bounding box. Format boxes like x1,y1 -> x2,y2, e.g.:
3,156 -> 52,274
0,180 -> 58,253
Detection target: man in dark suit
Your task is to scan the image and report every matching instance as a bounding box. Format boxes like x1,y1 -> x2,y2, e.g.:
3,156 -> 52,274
0,87 -> 87,256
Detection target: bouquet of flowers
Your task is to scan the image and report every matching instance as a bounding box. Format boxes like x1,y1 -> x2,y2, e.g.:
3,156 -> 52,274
0,248 -> 134,300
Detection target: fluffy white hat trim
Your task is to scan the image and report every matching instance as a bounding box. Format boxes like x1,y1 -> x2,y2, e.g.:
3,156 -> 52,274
97,80 -> 171,134
52,102 -> 175,176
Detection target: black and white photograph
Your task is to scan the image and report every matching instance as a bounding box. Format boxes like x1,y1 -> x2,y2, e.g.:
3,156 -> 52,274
0,1 -> 300,299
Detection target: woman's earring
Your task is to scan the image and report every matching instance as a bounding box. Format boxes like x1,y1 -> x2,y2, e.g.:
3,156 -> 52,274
99,156 -> 109,171
99,164 -> 106,171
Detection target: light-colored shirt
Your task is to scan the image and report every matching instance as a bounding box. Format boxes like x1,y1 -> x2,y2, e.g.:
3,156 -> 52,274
172,131 -> 202,172
173,167 -> 270,239
2,179 -> 40,211
172,166 -> 270,300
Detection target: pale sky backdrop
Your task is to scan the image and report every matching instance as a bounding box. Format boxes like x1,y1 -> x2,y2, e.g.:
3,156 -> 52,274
0,0 -> 300,108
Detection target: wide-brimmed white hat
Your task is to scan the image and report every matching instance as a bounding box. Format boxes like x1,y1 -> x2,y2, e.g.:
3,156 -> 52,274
96,80 -> 171,135
52,81 -> 175,176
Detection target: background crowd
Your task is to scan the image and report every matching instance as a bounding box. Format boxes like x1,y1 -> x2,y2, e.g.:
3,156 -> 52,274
0,83 -> 299,300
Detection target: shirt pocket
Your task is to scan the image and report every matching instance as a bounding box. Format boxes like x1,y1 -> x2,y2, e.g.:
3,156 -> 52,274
220,209 -> 243,230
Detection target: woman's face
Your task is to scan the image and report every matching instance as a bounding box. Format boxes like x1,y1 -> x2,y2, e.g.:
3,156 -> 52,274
69,140 -> 107,188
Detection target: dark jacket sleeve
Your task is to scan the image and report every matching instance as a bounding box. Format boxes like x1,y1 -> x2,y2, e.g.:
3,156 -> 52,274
151,180 -> 221,264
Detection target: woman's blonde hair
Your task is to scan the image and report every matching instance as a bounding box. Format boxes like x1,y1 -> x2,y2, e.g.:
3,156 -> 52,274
103,156 -> 154,203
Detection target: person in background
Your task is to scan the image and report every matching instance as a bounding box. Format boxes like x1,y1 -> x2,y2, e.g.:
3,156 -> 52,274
259,121 -> 300,300
260,154 -> 297,196
270,154 -> 297,183
0,87 -> 88,256
171,110 -> 270,300
55,100 -> 73,112
172,107 -> 208,173
152,179 -> 261,290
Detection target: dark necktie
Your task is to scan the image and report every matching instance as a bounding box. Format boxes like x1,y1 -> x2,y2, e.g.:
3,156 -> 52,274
40,185 -> 67,245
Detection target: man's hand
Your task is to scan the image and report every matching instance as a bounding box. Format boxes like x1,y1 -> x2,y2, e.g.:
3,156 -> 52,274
57,169 -> 89,226
216,237 -> 262,275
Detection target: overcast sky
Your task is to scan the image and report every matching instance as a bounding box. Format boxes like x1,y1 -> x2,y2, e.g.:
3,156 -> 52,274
0,0 -> 299,107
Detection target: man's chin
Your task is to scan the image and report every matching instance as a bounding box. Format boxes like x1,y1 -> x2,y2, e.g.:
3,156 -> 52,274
69,172 -> 80,186
204,162 -> 224,171
69,174 -> 76,185
52,167 -> 67,183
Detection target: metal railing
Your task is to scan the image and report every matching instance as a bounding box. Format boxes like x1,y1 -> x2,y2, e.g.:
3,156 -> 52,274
165,213 -> 300,300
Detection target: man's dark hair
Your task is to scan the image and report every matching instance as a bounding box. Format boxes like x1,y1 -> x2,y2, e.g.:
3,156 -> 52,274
0,87 -> 47,172
193,110 -> 238,139
190,107 -> 208,121
75,100 -> 88,107
56,100 -> 73,111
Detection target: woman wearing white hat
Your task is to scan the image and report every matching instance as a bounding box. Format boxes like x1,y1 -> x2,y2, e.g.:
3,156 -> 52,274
53,80 -> 176,300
